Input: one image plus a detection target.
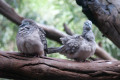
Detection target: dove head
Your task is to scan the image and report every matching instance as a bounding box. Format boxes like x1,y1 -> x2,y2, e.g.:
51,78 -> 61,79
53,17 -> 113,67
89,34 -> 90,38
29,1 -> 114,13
19,19 -> 36,28
83,20 -> 92,31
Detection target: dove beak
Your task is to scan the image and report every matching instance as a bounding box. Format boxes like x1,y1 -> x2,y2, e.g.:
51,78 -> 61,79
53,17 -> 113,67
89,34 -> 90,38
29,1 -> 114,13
19,23 -> 25,27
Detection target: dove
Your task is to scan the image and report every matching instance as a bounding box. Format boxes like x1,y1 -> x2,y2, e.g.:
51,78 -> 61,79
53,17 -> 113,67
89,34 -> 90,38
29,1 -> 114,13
48,20 -> 96,61
16,19 -> 48,57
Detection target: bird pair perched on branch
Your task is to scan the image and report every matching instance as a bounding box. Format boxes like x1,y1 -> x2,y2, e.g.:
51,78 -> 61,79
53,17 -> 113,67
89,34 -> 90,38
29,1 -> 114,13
16,19 -> 96,61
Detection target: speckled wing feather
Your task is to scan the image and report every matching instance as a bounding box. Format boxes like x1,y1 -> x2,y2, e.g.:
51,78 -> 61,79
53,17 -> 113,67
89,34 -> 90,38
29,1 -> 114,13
66,39 -> 80,54
60,35 -> 71,44
60,38 -> 80,54
39,28 -> 48,56
60,34 -> 80,44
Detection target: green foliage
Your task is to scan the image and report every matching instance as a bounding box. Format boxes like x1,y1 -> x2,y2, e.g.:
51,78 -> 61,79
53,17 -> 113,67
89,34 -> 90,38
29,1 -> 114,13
0,0 -> 120,60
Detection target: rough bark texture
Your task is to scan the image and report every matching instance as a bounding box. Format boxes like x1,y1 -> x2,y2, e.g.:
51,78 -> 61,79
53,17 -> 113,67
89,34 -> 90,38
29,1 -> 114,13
76,0 -> 120,48
0,51 -> 120,80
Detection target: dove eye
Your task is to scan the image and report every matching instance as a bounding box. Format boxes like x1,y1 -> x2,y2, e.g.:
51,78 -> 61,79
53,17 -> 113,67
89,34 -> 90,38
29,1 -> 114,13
25,22 -> 29,25
25,27 -> 30,30
76,36 -> 79,39
85,22 -> 89,25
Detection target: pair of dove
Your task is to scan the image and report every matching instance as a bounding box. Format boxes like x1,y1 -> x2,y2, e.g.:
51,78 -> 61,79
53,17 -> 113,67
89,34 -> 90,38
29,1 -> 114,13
16,19 -> 96,61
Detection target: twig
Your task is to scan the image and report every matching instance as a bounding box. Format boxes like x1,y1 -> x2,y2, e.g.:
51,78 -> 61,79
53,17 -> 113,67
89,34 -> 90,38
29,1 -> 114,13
63,23 -> 74,35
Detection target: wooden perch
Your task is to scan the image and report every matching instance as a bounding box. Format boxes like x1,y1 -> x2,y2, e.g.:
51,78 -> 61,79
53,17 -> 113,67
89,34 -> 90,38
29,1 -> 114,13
0,51 -> 120,80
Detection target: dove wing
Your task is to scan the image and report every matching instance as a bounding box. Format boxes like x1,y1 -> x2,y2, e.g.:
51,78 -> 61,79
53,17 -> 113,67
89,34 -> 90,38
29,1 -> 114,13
60,39 -> 80,54
39,28 -> 48,55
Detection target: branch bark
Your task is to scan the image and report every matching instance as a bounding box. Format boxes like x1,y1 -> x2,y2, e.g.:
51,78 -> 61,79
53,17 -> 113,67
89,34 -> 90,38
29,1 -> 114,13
76,0 -> 120,48
0,51 -> 120,80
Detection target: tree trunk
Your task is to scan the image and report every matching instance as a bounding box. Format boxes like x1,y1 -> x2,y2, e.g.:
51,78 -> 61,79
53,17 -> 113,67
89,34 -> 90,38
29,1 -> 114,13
0,51 -> 120,80
76,0 -> 120,48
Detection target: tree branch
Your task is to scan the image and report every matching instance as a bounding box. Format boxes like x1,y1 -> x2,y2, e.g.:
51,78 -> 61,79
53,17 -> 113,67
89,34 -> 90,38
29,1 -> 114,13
76,0 -> 120,48
0,0 -> 117,60
0,51 -> 120,80
63,23 -> 74,35
0,0 -> 24,25
96,45 -> 117,60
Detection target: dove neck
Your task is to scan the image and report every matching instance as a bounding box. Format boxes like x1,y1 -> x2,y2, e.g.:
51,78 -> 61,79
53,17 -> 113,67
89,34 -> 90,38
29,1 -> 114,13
82,29 -> 95,42
82,29 -> 89,37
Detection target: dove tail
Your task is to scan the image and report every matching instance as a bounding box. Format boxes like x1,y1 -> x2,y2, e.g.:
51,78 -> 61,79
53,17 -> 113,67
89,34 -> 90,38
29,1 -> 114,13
47,46 -> 63,54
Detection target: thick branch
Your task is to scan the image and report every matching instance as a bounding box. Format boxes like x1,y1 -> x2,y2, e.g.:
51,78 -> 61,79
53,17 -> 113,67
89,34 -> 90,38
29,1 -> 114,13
96,45 -> 117,60
76,0 -> 120,48
0,0 -> 24,25
0,51 -> 120,80
0,0 -> 116,60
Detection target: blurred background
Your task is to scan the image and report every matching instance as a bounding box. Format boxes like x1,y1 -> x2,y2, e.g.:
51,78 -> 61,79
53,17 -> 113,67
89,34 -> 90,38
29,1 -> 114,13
0,0 -> 120,79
